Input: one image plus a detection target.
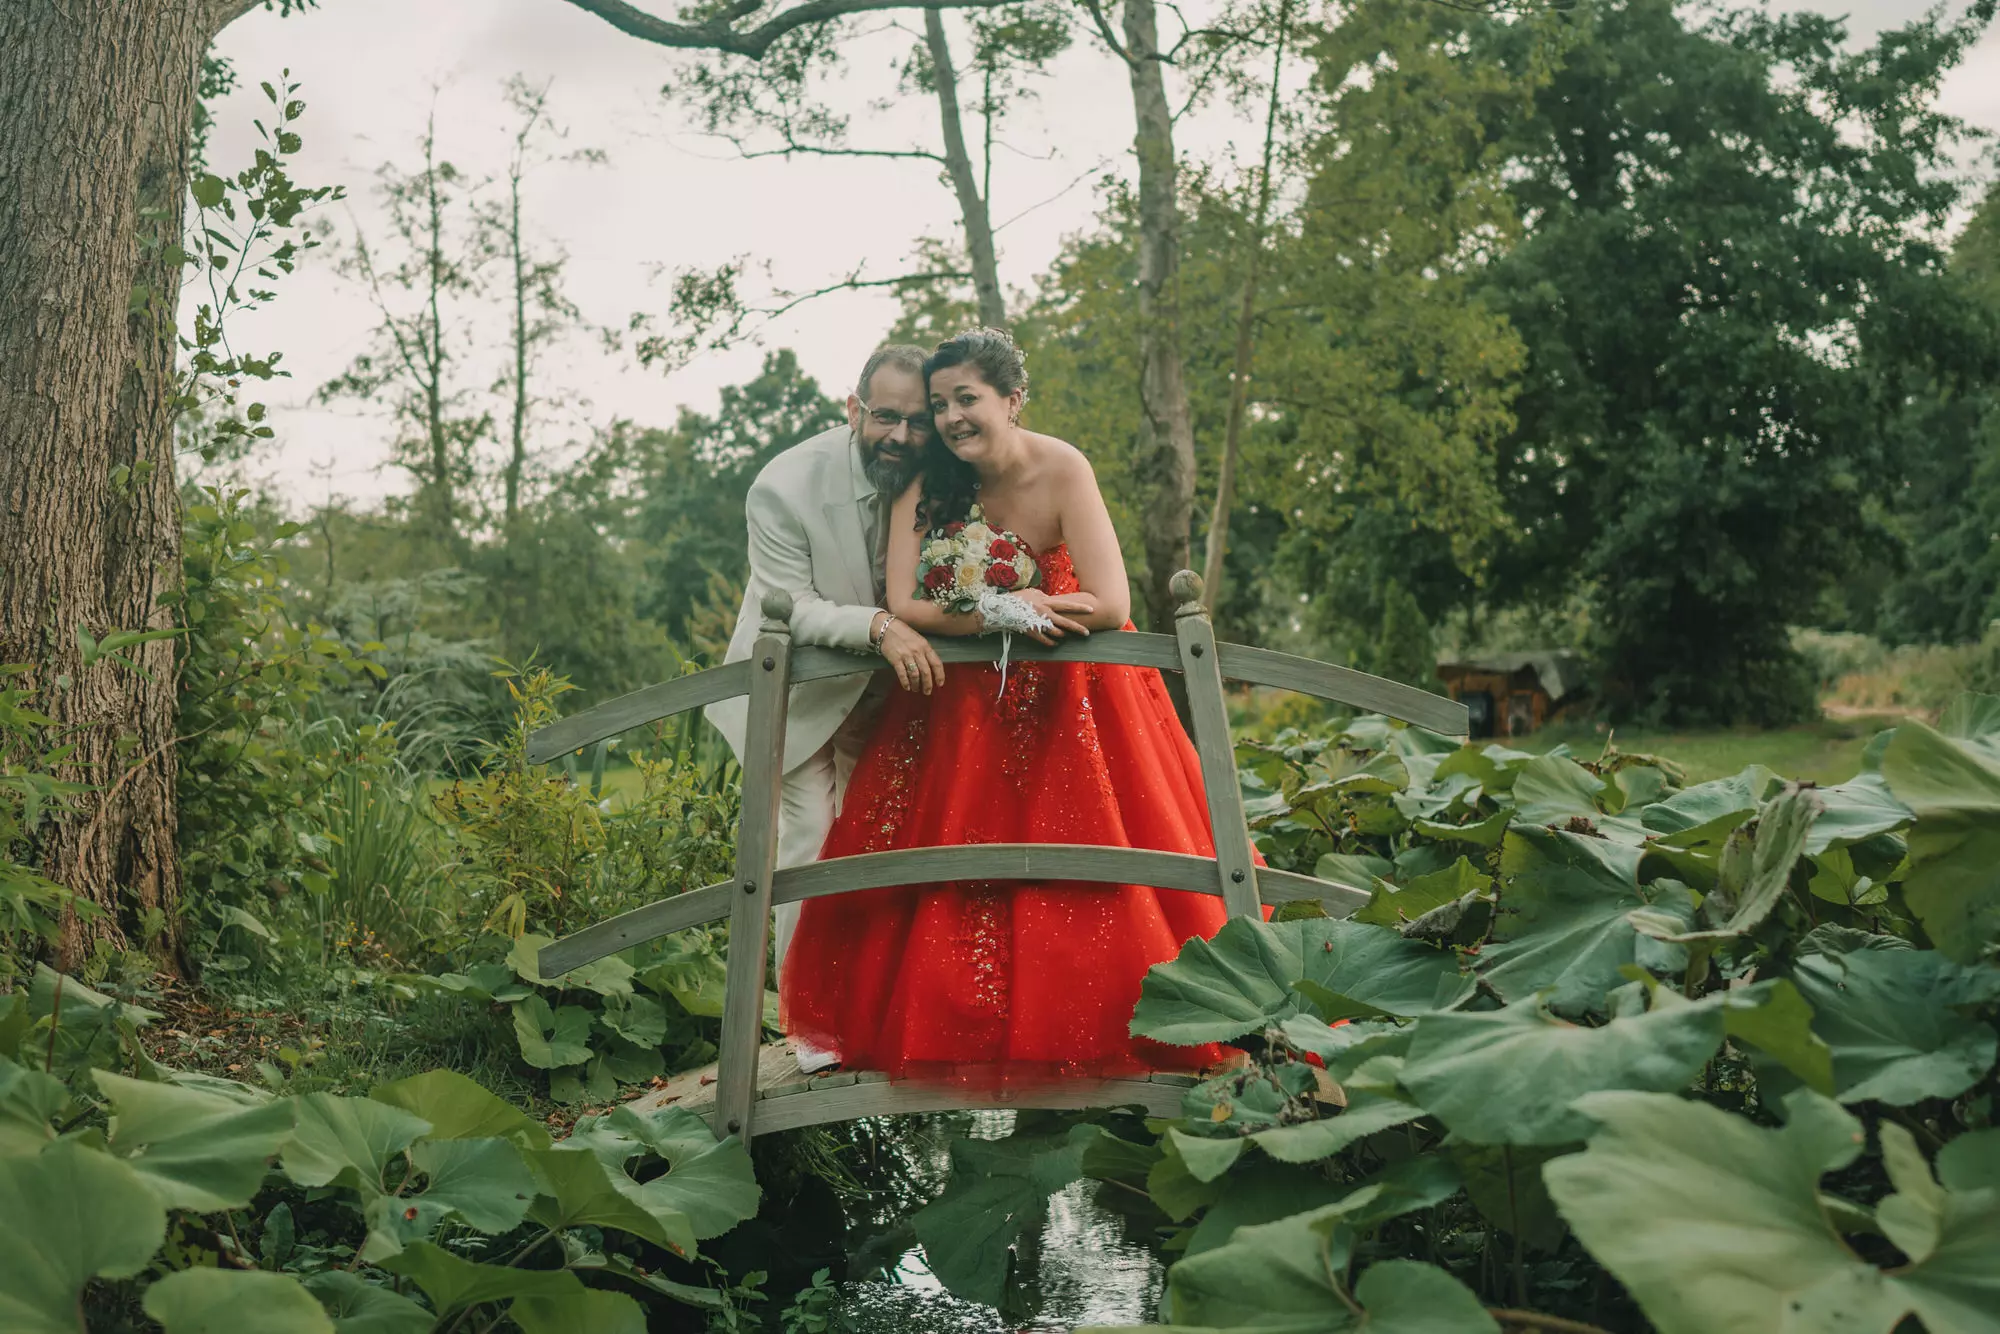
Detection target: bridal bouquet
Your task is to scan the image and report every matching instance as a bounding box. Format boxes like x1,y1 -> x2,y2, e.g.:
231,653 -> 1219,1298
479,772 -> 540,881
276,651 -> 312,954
915,505 -> 1042,616
914,504 -> 1055,693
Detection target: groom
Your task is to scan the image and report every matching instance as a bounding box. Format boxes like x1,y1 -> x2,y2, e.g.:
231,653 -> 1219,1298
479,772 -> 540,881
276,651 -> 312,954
705,344 -> 945,1007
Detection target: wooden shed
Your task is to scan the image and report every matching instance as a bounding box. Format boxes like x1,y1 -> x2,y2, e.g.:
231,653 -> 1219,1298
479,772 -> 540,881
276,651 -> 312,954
1434,651 -> 1585,740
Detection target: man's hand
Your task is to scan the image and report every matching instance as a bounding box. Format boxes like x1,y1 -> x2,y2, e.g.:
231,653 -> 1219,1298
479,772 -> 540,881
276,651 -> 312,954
877,615 -> 945,694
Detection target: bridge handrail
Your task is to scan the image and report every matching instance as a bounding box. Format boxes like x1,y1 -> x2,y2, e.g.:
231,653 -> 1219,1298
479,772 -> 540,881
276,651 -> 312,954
525,629 -> 1463,764
527,569 -> 1467,1143
535,844 -> 1369,976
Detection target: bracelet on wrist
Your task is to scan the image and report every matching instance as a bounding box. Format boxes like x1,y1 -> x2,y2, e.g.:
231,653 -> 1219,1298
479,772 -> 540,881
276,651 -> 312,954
871,611 -> 898,652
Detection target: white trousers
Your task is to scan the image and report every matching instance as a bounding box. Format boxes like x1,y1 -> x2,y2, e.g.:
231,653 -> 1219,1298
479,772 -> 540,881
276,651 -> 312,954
771,696 -> 876,986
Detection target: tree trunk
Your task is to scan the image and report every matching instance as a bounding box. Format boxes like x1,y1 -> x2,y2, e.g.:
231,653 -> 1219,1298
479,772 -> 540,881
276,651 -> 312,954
1121,0 -> 1198,631
0,0 -> 207,971
1201,0 -> 1292,616
924,7 -> 1007,327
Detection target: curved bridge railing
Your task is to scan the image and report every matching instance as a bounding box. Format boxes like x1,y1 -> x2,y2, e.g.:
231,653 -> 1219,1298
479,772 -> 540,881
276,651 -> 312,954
529,570 -> 1467,1143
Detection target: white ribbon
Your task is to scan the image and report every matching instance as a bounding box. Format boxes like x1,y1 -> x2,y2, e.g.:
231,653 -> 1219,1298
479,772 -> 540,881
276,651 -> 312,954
976,589 -> 1057,699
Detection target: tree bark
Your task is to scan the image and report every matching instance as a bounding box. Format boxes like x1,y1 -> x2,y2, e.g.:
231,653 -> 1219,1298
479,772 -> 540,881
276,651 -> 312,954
923,7 -> 1006,327
0,0 -> 207,970
1121,0 -> 1198,631
1201,0 -> 1292,616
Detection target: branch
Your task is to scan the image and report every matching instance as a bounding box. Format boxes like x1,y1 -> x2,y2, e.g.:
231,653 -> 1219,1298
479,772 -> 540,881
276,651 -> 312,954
559,0 -> 1018,59
727,136 -> 945,164
208,0 -> 265,33
1078,0 -> 1137,65
1485,1311 -> 1616,1334
762,268 -> 969,321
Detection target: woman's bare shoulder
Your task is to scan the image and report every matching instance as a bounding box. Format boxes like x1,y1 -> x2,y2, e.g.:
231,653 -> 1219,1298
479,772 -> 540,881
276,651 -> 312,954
1027,432 -> 1097,480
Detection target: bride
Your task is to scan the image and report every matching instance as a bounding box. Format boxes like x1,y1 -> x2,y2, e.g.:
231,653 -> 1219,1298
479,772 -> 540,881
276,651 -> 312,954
778,328 -> 1243,1088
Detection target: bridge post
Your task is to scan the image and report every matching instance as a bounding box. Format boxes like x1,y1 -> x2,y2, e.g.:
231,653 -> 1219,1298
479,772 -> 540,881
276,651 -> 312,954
713,590 -> 795,1144
1170,570 -> 1262,920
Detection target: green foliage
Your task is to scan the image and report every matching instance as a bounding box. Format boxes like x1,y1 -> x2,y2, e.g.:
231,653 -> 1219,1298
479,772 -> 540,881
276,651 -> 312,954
0,998 -> 757,1332
0,671 -> 92,984
413,664 -> 739,1102
920,697 -> 2000,1332
1480,0 -> 2000,724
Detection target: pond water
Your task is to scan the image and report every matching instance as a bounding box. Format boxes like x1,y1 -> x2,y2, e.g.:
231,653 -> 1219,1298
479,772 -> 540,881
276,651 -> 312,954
819,1111 -> 1167,1332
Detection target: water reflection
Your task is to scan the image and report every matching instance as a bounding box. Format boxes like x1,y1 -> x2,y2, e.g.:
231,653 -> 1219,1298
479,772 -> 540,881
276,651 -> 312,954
831,1111 -> 1165,1333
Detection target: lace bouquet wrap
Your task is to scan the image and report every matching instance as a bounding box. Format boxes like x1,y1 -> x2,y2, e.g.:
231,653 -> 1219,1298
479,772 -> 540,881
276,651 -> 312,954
914,504 -> 1056,693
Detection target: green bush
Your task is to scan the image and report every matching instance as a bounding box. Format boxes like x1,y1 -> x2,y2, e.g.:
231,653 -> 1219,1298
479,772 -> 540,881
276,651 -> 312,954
0,968 -> 759,1332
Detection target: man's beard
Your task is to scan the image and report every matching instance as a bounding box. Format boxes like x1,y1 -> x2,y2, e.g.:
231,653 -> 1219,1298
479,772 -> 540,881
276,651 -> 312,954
862,439 -> 921,496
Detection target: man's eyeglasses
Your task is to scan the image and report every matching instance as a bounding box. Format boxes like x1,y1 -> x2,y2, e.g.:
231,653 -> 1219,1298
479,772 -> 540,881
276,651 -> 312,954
861,405 -> 932,432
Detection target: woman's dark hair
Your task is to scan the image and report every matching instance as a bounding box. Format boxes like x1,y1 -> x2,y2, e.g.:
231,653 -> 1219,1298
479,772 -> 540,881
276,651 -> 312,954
914,328 -> 1029,533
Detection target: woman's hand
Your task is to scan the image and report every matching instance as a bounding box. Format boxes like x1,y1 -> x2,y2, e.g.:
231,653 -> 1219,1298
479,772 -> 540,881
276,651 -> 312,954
1007,588 -> 1094,645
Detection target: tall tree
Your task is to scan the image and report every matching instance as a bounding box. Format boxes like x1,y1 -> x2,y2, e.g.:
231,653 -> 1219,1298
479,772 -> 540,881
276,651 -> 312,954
481,77 -> 605,532
560,0 -> 1045,344
0,0 -> 289,968
318,118 -> 493,557
1482,0 -> 1999,724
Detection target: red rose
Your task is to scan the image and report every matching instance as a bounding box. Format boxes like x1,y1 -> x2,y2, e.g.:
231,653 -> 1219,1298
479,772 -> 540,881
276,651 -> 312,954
985,564 -> 1019,588
924,565 -> 954,591
989,538 -> 1017,560
945,521 -> 966,535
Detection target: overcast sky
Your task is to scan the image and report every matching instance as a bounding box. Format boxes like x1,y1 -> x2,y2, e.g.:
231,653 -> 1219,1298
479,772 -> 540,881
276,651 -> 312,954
199,0 -> 2000,511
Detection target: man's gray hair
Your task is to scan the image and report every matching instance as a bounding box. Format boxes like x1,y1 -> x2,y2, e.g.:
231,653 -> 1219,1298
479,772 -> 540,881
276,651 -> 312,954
856,344 -> 928,400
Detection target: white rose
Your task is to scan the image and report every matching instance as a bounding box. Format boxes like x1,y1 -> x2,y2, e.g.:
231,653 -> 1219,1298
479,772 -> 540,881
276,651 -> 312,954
954,564 -> 984,593
922,540 -> 952,562
962,522 -> 992,546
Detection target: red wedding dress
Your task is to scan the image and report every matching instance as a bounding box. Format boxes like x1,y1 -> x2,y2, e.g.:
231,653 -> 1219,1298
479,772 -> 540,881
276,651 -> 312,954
779,543 -> 1246,1089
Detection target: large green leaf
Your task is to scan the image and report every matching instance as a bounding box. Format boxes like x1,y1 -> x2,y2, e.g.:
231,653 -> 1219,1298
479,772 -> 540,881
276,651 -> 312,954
96,1069 -> 296,1211
0,1140 -> 166,1334
300,1272 -> 433,1334
1451,1141 -> 1569,1253
526,1145 -> 692,1255
361,1137 -> 538,1260
1546,1089 -> 1985,1333
564,1102 -> 759,1242
511,995 -> 594,1070
1640,766 -> 1783,837
512,1288 -> 648,1334
1479,827 -> 1694,1013
0,1054 -> 67,1154
370,1069 -> 548,1148
1132,917 -> 1472,1046
1790,930 -> 1999,1105
142,1269 -> 334,1334
1184,1159 -> 1349,1257
1805,772 -> 1912,854
1353,857 -> 1490,929
1881,715 -> 2000,962
380,1240 -> 588,1317
913,1126 -> 1091,1304
1133,1196 -> 1498,1332
1400,996 -> 1724,1145
1509,753 -> 1610,827
283,1093 -> 430,1194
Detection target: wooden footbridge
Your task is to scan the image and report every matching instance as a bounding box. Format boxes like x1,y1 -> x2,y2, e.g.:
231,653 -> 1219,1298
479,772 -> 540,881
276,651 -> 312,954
529,571 -> 1467,1143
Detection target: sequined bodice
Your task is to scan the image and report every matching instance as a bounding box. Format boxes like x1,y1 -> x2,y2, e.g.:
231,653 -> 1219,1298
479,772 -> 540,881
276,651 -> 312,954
1033,542 -> 1075,595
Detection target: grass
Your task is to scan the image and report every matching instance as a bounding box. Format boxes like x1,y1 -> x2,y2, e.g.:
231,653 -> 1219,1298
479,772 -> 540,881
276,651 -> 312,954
1519,712 -> 1911,785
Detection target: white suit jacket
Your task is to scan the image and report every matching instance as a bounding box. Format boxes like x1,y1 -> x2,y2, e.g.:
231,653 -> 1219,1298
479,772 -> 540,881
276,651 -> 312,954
705,425 -> 884,772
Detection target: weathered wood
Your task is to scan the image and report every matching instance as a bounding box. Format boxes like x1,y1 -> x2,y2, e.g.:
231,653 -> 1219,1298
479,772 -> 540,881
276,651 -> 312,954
1258,866 -> 1369,916
537,882 -> 732,977
525,662 -> 752,764
714,592 -> 794,1144
1216,642 -> 1468,737
634,1040 -> 1195,1132
788,632 -> 1182,685
527,632 -> 1466,762
538,848 -> 1373,976
1171,573 -> 1263,920
776,842 -> 1226,904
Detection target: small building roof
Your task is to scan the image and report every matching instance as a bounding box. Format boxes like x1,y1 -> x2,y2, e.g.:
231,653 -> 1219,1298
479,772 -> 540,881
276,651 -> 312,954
1436,651 -> 1587,703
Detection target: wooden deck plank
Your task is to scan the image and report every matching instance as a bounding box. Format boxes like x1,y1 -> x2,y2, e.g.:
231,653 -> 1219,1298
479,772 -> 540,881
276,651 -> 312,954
630,1042 -> 1202,1133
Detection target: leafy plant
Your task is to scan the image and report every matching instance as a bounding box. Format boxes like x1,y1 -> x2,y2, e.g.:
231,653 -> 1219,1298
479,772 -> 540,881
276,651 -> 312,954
0,976 -> 759,1332
911,697 -> 2000,1333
